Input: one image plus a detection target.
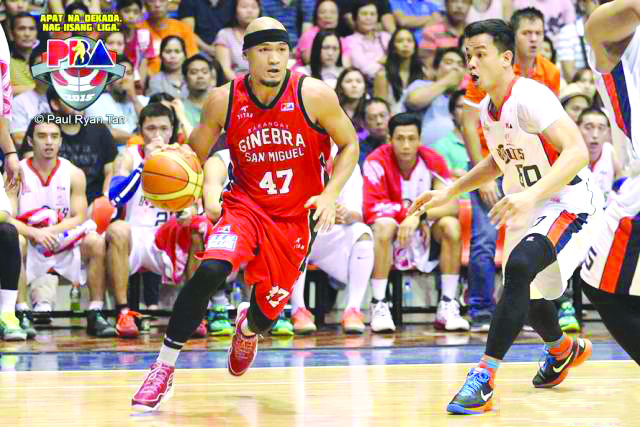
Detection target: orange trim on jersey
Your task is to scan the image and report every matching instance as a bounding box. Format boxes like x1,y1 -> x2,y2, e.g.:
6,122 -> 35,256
546,211 -> 577,246
488,77 -> 519,121
600,217 -> 632,293
602,73 -> 628,136
27,158 -> 61,187
538,134 -> 558,166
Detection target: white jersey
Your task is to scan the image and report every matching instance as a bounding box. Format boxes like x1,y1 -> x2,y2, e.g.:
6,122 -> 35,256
581,174 -> 640,296
479,77 -> 600,215
591,142 -> 616,204
18,158 -> 72,217
125,145 -> 169,228
589,27 -> 640,158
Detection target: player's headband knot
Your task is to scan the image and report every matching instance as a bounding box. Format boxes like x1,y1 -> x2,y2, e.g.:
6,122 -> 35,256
243,29 -> 290,51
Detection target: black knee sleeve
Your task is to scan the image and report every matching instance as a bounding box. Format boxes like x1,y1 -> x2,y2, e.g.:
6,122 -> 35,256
504,233 -> 556,286
247,286 -> 277,334
165,259 -> 232,344
0,223 -> 20,291
486,233 -> 557,359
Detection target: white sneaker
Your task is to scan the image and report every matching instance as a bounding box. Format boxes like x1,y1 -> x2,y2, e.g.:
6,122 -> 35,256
370,300 -> 396,333
435,298 -> 470,331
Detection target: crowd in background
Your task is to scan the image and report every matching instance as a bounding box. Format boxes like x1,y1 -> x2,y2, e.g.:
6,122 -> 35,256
0,0 -> 630,340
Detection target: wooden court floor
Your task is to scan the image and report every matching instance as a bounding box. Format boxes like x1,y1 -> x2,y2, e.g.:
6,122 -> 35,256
1,361 -> 637,427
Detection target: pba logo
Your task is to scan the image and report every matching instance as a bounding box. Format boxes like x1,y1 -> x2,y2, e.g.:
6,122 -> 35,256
31,37 -> 125,110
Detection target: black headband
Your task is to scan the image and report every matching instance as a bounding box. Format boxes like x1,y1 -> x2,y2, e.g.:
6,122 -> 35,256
243,29 -> 290,51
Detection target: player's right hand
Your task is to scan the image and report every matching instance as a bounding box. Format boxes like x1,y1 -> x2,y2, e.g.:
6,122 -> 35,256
407,189 -> 452,216
30,228 -> 59,252
479,181 -> 500,207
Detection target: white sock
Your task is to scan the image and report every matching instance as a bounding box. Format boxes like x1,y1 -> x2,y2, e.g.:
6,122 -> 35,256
211,290 -> 228,306
441,274 -> 459,301
346,239 -> 374,310
290,272 -> 307,313
88,300 -> 104,311
240,318 -> 256,336
0,290 -> 17,313
16,303 -> 29,312
157,338 -> 183,367
371,278 -> 388,301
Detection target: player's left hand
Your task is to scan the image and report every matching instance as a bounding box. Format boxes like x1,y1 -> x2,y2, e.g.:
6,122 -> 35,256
489,191 -> 535,227
4,153 -> 22,190
305,193 -> 337,233
335,204 -> 351,225
163,143 -> 197,159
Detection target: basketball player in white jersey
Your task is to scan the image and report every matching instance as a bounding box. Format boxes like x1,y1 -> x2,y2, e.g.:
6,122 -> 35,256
578,107 -> 623,204
7,115 -> 110,337
106,103 -> 175,338
586,0 -> 640,158
409,19 -> 604,414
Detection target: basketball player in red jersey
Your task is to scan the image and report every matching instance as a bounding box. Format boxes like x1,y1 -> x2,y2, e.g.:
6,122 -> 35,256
131,17 -> 359,412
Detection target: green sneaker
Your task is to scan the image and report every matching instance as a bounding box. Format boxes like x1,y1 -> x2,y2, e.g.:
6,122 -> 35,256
208,305 -> 234,336
558,301 -> 580,333
0,312 -> 27,341
16,311 -> 37,339
270,312 -> 294,336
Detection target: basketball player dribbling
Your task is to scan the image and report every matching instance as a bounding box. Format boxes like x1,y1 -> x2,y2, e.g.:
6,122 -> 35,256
409,19 -> 604,414
131,17 -> 359,412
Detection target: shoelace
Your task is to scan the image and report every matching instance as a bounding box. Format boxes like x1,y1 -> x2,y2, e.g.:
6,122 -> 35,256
373,302 -> 389,318
538,349 -> 559,372
459,371 -> 490,397
119,310 -> 142,325
140,365 -> 172,394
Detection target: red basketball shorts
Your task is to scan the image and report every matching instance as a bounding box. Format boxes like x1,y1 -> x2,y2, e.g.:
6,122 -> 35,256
196,192 -> 310,320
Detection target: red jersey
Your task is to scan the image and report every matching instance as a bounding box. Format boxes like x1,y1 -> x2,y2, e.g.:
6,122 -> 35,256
224,70 -> 332,218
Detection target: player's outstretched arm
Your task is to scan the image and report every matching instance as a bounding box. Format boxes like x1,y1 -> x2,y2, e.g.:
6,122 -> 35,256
586,0 -> 640,72
188,85 -> 229,164
202,154 -> 228,222
301,78 -> 359,232
408,155 -> 501,216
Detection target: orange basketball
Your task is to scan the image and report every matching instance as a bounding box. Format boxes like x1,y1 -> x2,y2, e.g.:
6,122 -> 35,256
141,150 -> 204,212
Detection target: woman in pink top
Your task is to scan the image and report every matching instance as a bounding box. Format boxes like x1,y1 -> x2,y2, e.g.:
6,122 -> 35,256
214,0 -> 261,81
343,0 -> 391,81
295,0 -> 351,67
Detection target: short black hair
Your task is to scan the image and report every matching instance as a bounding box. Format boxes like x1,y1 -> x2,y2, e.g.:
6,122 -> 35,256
510,7 -> 545,32
577,107 -> 610,126
10,12 -> 36,32
23,113 -> 62,155
139,102 -> 175,130
351,0 -> 379,22
433,47 -> 464,70
183,53 -> 226,87
448,89 -> 466,115
388,112 -> 422,137
364,97 -> 390,113
65,1 -> 90,16
464,19 -> 515,58
117,0 -> 143,10
29,43 -> 47,70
